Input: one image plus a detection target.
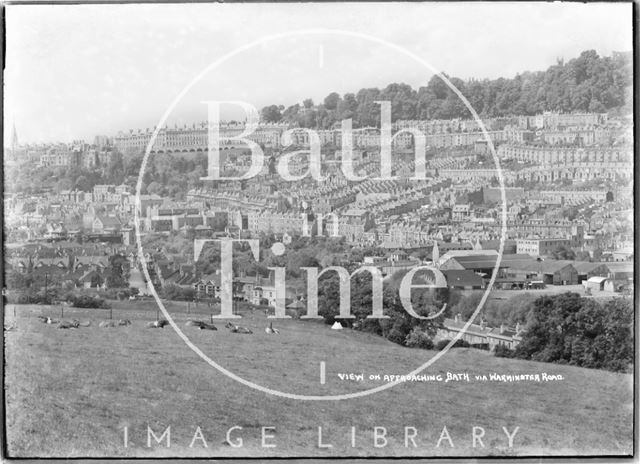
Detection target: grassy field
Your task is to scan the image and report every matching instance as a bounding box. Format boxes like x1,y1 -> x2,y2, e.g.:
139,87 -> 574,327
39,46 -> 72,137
4,303 -> 633,458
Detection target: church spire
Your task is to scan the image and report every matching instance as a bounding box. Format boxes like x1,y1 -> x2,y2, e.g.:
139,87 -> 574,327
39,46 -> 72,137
11,122 -> 18,151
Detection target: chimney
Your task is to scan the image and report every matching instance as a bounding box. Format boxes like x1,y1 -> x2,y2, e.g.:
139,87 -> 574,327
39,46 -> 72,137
480,319 -> 486,330
454,313 -> 461,323
500,323 -> 506,334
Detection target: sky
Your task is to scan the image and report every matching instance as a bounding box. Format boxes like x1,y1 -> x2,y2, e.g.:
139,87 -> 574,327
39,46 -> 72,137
4,2 -> 633,145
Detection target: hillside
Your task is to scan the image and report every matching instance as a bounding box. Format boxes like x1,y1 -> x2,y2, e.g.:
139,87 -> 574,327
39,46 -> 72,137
262,50 -> 633,127
5,304 -> 633,457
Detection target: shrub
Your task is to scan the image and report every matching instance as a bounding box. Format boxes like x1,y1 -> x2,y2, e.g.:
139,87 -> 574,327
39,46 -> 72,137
162,284 -> 196,301
16,293 -> 31,304
494,345 -> 515,358
68,294 -> 110,309
435,339 -> 450,350
387,327 -> 407,345
5,291 -> 54,305
405,327 -> 434,349
5,292 -> 31,304
385,317 -> 412,346
99,287 -> 139,300
285,307 -> 301,319
435,339 -> 470,351
359,319 -> 384,336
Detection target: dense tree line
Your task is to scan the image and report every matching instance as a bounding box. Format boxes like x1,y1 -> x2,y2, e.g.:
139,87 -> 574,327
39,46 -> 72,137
7,150 -> 209,199
447,291 -> 632,372
316,267 -> 449,347
261,50 -> 632,127
314,273 -> 632,373
504,293 -> 633,373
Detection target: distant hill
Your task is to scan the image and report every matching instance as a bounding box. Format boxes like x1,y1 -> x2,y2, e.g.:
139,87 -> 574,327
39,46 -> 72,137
262,50 -> 633,128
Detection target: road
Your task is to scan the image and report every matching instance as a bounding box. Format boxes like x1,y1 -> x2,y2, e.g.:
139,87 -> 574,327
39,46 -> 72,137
128,266 -> 149,296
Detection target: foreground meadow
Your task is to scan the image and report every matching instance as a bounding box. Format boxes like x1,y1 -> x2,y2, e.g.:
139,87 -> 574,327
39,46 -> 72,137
4,303 -> 633,458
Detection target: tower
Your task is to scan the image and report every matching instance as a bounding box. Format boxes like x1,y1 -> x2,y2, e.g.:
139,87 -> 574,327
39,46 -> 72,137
10,123 -> 18,152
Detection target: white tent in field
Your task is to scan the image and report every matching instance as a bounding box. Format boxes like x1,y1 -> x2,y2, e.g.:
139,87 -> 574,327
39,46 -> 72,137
331,321 -> 343,330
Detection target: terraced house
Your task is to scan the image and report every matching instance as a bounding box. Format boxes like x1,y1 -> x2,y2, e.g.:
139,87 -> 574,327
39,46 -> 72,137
436,315 -> 524,351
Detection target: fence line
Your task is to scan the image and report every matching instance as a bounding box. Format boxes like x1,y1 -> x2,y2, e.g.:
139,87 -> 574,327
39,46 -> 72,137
7,302 -> 256,323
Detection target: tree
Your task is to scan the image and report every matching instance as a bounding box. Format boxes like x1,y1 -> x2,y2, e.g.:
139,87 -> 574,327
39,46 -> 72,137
105,254 -> 130,288
372,269 -> 447,344
90,273 -> 103,288
55,177 -> 73,193
74,175 -> 91,192
146,181 -> 163,196
316,273 -> 342,324
256,49 -> 631,128
449,292 -> 484,322
260,105 -> 282,123
196,243 -> 222,275
378,83 -> 418,121
337,93 -> 358,120
551,245 -> 576,260
323,92 -> 341,110
281,104 -> 301,124
575,250 -> 592,261
285,249 -> 318,278
596,298 -> 633,372
515,293 -> 586,364
106,150 -> 125,182
162,283 -> 195,301
301,108 -> 317,128
405,327 -> 434,349
355,88 -> 382,127
6,271 -> 33,290
514,293 -> 632,372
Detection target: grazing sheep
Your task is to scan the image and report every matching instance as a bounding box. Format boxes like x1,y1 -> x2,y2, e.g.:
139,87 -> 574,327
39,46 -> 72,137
265,322 -> 280,334
186,320 -> 217,330
56,319 -> 91,329
199,323 -> 217,331
99,319 -> 130,328
146,319 -> 169,329
225,322 -> 253,334
56,320 -> 79,329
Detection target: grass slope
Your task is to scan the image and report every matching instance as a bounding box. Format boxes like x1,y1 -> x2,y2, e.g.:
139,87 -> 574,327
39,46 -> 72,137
4,304 -> 633,457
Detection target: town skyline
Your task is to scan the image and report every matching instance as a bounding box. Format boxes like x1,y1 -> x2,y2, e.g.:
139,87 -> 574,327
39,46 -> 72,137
4,2 -> 632,145
7,47 -> 634,149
